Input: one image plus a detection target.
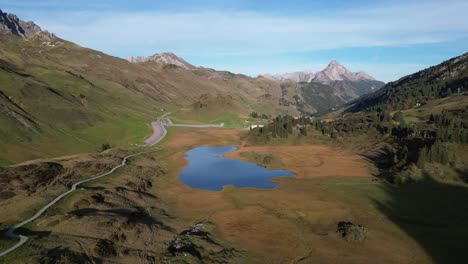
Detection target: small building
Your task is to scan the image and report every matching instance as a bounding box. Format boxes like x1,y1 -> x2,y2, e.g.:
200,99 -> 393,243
250,124 -> 265,129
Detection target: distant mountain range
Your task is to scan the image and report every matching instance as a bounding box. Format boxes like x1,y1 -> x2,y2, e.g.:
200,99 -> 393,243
263,60 -> 376,83
127,53 -> 385,102
263,70 -> 315,83
262,61 -> 385,101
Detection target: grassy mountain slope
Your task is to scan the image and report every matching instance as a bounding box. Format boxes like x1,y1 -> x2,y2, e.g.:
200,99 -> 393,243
348,53 -> 468,112
329,79 -> 385,101
297,82 -> 346,113
0,33 -> 302,164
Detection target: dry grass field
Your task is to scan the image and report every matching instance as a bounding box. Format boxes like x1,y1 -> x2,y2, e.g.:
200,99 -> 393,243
1,127 -> 456,263
154,128 -> 433,263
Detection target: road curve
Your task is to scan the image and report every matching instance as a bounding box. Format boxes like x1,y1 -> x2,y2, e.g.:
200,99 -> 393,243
143,115 -> 224,146
144,114 -> 170,146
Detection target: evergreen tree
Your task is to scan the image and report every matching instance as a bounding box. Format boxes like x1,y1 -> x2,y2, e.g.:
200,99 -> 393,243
417,147 -> 428,168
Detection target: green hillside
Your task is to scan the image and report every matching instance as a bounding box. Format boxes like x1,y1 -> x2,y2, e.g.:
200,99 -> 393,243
348,53 -> 468,113
0,32 -> 303,164
298,82 -> 346,113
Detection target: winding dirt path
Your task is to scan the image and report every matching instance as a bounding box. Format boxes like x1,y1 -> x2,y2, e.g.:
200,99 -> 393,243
1,113 -> 224,257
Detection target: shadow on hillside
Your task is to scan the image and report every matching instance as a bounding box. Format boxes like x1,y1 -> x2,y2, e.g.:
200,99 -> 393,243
40,246 -> 101,263
68,207 -> 175,232
371,174 -> 468,263
0,227 -> 51,251
455,168 -> 468,183
0,228 -> 51,238
359,149 -> 394,179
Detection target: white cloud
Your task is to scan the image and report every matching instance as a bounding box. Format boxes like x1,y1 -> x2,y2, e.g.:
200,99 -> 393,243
33,1 -> 468,57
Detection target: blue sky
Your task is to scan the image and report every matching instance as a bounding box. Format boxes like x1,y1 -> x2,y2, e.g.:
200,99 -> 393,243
1,0 -> 467,82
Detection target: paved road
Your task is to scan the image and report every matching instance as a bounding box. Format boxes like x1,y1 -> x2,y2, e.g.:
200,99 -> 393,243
162,117 -> 224,128
143,116 -> 223,146
144,113 -> 170,146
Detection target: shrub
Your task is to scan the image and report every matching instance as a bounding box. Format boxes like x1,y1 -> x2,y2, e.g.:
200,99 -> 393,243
337,221 -> 367,242
94,239 -> 116,257
392,111 -> 406,125
101,143 -> 111,152
393,163 -> 424,185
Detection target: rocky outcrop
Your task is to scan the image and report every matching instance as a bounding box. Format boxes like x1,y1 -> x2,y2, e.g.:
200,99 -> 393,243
168,221 -> 244,262
128,52 -> 196,70
0,9 -> 50,38
336,221 -> 368,242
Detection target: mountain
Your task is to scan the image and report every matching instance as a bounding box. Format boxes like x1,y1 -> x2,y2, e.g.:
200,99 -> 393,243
348,52 -> 468,112
128,52 -> 196,70
263,70 -> 315,83
312,60 -> 374,83
262,61 -> 385,101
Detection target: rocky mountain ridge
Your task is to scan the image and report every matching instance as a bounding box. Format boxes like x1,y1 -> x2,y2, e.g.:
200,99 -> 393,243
313,60 -> 376,83
262,60 -> 376,83
0,9 -> 54,40
128,52 -> 196,70
263,60 -> 385,101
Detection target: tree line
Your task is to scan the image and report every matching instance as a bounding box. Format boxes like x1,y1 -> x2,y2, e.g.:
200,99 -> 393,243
249,107 -> 467,184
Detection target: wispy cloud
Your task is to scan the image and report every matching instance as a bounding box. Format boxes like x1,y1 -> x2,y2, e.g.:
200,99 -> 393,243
32,1 -> 468,57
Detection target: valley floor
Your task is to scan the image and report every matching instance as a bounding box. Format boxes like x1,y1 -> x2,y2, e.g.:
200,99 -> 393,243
156,128 -> 434,263
1,126 -> 465,263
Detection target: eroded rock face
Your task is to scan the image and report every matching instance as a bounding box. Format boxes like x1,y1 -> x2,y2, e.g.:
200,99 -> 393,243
0,9 -> 42,38
168,221 -> 244,262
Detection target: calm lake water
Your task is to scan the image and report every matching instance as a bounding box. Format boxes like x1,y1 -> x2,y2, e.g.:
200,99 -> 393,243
179,146 -> 295,191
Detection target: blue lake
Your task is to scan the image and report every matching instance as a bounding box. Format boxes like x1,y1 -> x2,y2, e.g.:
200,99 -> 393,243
179,146 -> 295,191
